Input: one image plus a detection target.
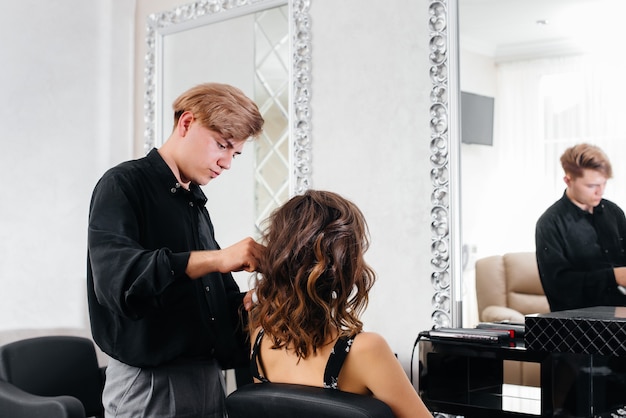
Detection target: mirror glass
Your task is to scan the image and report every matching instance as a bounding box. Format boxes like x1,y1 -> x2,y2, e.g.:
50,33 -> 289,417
144,0 -> 312,287
457,0 -> 626,326
162,5 -> 289,234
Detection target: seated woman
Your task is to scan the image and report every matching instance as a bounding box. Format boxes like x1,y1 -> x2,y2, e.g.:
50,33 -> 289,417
248,190 -> 433,418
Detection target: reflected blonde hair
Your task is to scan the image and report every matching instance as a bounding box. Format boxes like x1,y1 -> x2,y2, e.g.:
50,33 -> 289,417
172,82 -> 264,140
560,143 -> 612,179
249,190 -> 376,359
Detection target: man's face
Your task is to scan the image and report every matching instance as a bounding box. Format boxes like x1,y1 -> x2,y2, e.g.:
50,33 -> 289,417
179,119 -> 246,186
565,168 -> 607,212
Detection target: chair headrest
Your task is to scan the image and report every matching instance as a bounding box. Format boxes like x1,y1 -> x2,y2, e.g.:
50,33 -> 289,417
226,383 -> 394,418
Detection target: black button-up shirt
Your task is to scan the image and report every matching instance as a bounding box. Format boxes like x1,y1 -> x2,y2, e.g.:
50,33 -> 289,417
536,191 -> 626,312
87,149 -> 244,367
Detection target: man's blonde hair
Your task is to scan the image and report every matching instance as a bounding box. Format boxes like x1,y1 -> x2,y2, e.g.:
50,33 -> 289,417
560,143 -> 613,179
172,83 -> 264,140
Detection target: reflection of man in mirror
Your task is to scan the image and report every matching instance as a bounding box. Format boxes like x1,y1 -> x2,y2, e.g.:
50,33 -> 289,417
87,83 -> 265,417
536,143 -> 626,312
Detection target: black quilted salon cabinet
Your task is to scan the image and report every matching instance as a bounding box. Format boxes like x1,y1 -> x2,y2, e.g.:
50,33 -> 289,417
418,307 -> 626,418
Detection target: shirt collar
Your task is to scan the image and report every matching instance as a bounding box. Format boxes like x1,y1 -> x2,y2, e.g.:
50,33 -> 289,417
560,190 -> 604,217
146,148 -> 208,207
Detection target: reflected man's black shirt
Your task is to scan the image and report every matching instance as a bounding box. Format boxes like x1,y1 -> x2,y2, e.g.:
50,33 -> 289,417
87,149 -> 243,367
536,191 -> 626,312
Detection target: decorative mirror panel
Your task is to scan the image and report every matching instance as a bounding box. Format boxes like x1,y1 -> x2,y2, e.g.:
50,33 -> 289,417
143,0 -> 312,237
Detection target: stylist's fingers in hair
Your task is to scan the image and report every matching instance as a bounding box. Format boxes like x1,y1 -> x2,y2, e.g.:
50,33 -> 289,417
229,237 -> 265,272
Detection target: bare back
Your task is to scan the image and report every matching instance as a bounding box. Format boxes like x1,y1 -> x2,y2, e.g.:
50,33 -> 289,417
250,329 -> 433,418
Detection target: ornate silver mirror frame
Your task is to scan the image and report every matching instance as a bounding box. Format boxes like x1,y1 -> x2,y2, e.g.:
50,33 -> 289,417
143,0 -> 312,196
428,0 -> 463,329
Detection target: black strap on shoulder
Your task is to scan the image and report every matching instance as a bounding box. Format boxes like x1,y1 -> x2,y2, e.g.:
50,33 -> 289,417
250,329 -> 270,383
323,336 -> 353,389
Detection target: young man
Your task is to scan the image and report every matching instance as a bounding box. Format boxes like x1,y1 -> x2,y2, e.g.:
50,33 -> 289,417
536,143 -> 626,312
87,83 -> 265,417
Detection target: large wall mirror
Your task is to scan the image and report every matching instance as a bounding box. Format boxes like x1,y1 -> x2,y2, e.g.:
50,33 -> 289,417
143,0 -> 311,287
429,0 -> 626,328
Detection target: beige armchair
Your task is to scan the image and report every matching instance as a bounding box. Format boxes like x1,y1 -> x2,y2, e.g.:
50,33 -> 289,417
475,252 -> 550,387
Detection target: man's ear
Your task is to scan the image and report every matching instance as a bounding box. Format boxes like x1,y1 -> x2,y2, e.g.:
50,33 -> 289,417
177,111 -> 194,136
563,174 -> 572,187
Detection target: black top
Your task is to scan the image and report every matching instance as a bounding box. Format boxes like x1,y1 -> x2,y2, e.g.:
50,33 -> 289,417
250,329 -> 355,389
87,149 -> 244,368
535,191 -> 626,312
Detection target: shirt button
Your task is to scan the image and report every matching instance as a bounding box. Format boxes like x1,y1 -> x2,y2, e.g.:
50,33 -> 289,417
189,202 -> 194,207
211,317 -> 215,321
170,270 -> 175,276
205,286 -> 210,292
170,187 -> 176,193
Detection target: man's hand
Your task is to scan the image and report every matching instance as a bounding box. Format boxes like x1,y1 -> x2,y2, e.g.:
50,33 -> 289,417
614,266 -> 626,287
186,237 -> 266,279
219,237 -> 265,273
243,289 -> 256,311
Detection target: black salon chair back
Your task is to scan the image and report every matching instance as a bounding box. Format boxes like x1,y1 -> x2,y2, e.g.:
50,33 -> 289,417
226,383 -> 395,418
0,335 -> 105,418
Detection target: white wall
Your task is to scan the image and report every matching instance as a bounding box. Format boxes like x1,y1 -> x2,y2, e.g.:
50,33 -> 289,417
308,0 -> 432,371
0,0 -> 135,330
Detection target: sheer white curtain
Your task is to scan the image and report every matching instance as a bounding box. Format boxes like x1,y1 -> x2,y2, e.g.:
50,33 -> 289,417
469,54 -> 626,259
537,55 -> 626,206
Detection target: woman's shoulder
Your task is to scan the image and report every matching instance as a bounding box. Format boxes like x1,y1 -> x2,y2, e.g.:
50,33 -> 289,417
352,331 -> 386,343
350,331 -> 393,357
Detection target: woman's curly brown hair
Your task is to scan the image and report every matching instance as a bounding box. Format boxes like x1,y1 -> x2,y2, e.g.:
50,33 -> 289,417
248,190 -> 376,359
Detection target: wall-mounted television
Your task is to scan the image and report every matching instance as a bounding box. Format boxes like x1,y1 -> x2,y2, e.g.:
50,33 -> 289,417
461,91 -> 494,146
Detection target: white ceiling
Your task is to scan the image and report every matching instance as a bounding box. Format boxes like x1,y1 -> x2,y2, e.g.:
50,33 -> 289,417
460,0 -> 625,61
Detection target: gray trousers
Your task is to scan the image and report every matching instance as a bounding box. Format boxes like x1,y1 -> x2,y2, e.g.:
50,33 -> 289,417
103,357 -> 227,418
